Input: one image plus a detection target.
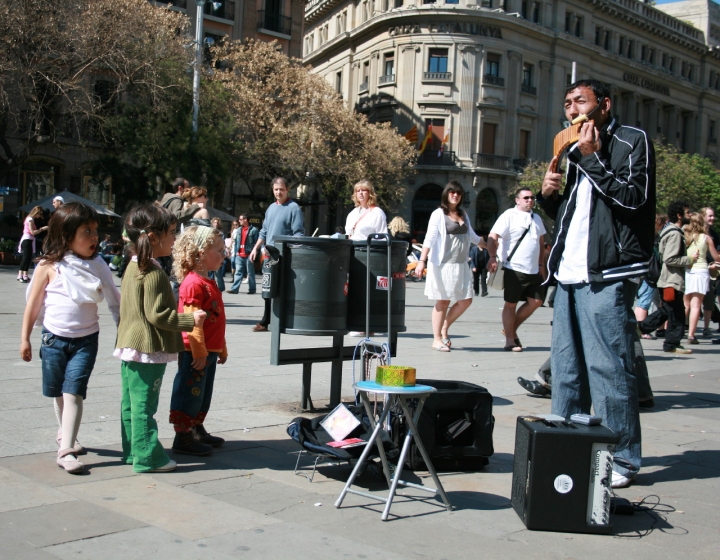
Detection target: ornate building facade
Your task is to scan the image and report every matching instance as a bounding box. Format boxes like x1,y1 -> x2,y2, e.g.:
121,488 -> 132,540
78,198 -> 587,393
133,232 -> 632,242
303,0 -> 720,238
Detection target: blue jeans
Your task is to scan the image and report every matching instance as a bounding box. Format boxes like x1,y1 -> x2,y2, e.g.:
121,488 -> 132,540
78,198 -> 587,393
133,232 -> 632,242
229,255 -> 256,293
209,259 -> 225,291
169,351 -> 219,430
551,280 -> 641,478
40,329 -> 99,399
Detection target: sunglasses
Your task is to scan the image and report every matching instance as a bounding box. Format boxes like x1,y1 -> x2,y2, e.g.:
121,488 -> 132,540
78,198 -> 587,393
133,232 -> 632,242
521,196 -> 536,201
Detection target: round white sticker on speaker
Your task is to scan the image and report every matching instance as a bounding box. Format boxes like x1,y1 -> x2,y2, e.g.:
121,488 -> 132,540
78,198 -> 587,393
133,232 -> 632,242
554,474 -> 573,494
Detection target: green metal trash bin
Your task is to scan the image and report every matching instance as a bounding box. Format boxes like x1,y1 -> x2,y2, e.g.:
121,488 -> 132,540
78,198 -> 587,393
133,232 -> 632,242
346,239 -> 408,332
275,236 -> 353,335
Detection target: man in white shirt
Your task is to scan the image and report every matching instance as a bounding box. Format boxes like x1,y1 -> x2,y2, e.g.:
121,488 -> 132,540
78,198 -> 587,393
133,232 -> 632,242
487,188 -> 547,352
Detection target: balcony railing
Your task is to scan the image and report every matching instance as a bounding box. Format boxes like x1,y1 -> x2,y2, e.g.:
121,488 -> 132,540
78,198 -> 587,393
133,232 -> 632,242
417,151 -> 456,166
378,74 -> 395,85
359,81 -> 369,93
483,74 -> 504,86
521,84 -> 537,95
422,72 -> 453,82
257,10 -> 292,36
473,153 -> 512,170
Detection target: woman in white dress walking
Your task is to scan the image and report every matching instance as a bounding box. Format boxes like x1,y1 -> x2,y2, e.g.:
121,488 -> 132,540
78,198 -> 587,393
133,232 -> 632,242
415,181 -> 482,352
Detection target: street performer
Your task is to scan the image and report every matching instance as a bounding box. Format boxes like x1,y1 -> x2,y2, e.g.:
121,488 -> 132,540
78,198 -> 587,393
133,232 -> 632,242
538,80 -> 656,489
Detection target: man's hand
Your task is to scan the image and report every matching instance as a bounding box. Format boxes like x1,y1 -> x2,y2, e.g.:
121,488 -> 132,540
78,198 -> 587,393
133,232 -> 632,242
487,257 -> 498,274
576,121 -> 602,157
249,249 -> 257,262
541,157 -> 563,198
191,355 -> 207,371
218,355 -> 227,365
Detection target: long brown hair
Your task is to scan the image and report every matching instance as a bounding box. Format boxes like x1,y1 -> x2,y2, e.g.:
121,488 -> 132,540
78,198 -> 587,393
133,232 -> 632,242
440,181 -> 465,215
42,202 -> 100,263
28,206 -> 44,220
684,212 -> 706,247
181,186 -> 207,203
124,204 -> 177,273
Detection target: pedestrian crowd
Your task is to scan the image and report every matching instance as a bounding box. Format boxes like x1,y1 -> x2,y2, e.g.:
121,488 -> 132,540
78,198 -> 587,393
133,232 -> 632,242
14,79 -> 720,496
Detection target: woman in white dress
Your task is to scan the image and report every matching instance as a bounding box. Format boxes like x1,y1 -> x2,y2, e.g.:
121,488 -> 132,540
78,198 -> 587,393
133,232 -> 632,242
684,212 -> 719,344
415,181 -> 481,352
344,180 -> 387,241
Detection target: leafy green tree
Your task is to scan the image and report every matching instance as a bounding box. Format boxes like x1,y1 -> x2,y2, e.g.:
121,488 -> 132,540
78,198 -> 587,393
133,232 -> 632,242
654,143 -> 720,214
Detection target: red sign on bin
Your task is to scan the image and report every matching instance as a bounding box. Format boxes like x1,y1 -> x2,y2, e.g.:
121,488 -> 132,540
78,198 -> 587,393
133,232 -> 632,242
376,276 -> 389,291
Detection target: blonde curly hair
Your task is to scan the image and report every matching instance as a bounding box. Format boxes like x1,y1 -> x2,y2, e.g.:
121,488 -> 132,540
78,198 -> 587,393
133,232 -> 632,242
172,225 -> 222,282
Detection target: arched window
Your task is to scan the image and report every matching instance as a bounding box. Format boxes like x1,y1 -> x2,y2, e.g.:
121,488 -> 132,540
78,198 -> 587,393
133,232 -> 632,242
475,188 -> 498,236
411,183 -> 443,242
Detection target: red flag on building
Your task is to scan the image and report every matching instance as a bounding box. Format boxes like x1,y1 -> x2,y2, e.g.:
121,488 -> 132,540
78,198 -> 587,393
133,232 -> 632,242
418,124 -> 433,153
404,125 -> 418,143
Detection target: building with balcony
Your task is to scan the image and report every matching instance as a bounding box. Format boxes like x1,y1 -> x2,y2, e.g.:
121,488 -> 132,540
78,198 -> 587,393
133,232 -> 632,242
303,0 -> 720,238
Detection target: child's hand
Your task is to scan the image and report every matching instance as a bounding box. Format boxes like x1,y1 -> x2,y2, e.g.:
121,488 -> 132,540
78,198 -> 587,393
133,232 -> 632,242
193,310 -> 207,327
20,340 -> 32,362
191,356 -> 207,371
218,355 -> 227,365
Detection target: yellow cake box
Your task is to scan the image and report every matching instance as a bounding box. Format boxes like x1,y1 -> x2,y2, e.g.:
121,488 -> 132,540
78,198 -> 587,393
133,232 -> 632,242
376,365 -> 416,387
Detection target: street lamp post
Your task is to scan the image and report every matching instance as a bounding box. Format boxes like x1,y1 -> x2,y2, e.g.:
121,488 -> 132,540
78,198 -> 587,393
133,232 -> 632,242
192,0 -> 206,137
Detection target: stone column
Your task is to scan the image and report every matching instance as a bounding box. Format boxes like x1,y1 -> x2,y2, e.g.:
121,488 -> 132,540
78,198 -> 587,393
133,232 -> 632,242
538,60 -> 553,160
683,111 -> 698,154
665,105 -> 679,148
623,92 -> 639,128
457,44 -> 482,160
398,45 -> 420,132
644,99 -> 662,141
505,50 -> 522,158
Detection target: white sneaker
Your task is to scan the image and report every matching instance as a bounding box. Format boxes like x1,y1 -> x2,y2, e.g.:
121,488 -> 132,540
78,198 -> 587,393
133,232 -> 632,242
611,470 -> 635,489
149,459 -> 177,473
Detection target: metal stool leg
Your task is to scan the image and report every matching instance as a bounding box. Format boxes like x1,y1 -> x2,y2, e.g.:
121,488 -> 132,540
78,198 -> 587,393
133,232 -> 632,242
398,397 -> 452,511
335,395 -> 392,508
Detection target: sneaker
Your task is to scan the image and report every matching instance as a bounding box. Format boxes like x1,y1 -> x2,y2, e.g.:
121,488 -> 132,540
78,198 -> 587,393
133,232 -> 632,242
663,345 -> 692,354
20,277 -> 29,283
172,432 -> 213,456
193,425 -> 225,447
702,327 -> 713,337
688,337 -> 699,345
713,338 -> 720,345
517,377 -> 550,397
252,323 -> 268,332
611,471 -> 636,489
655,329 -> 666,338
638,398 -> 655,409
225,289 -> 239,294
149,459 -> 177,473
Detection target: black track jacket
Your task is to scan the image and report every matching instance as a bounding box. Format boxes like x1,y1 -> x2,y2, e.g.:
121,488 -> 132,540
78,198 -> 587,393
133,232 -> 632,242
537,117 -> 656,283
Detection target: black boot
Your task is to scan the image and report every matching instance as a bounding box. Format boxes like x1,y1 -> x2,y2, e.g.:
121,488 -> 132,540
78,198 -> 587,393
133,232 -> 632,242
193,425 -> 225,448
172,431 -> 213,456
517,377 -> 551,397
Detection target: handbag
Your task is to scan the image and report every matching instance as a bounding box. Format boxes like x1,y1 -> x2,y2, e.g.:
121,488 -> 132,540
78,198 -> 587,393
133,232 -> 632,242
487,215 -> 534,291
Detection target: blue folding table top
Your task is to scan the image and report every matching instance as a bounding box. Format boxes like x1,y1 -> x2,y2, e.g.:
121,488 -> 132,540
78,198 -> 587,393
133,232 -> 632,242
353,381 -> 436,395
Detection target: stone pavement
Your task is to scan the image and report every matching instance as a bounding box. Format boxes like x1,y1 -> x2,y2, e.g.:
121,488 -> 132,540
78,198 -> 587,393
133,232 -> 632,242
1,265 -> 718,559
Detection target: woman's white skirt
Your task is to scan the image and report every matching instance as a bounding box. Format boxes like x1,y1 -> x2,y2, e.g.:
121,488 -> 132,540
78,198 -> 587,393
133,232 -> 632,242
685,268 -> 710,295
424,262 -> 474,302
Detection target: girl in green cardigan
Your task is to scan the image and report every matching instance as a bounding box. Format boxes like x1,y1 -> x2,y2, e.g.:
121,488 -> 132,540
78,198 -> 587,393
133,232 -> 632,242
114,205 -> 206,473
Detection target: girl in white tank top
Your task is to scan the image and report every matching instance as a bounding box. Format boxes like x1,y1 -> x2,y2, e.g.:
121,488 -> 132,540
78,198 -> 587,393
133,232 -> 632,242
20,203 -> 120,475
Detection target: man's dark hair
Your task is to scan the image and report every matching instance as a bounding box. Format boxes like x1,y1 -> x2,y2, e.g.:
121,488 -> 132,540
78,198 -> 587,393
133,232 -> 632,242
667,200 -> 689,224
515,187 -> 533,199
168,177 -> 186,194
565,79 -> 610,102
271,177 -> 288,188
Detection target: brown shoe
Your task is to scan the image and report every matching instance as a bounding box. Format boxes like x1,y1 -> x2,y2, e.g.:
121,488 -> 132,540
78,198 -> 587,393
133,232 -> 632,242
252,323 -> 268,332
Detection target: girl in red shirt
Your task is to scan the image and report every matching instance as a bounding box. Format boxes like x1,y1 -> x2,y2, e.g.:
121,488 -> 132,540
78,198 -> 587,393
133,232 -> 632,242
169,225 -> 228,456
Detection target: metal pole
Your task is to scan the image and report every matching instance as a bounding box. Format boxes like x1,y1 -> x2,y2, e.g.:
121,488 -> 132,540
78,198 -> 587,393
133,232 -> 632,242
192,0 -> 207,137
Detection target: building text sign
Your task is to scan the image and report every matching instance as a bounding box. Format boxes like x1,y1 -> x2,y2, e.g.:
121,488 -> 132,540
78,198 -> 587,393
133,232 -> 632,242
389,22 -> 503,38
623,72 -> 670,96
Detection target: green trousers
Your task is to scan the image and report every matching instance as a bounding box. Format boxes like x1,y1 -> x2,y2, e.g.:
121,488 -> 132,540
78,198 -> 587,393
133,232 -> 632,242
120,361 -> 169,472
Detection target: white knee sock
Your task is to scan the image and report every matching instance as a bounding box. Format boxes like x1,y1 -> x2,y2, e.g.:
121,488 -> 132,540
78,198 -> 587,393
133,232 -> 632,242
53,397 -> 64,428
60,393 -> 83,452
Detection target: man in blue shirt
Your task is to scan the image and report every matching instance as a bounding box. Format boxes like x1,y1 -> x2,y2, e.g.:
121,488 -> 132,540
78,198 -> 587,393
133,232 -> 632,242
249,177 -> 305,331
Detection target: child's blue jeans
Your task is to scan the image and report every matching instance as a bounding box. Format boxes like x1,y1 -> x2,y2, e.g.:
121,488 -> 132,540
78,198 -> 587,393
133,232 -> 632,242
169,351 -> 219,431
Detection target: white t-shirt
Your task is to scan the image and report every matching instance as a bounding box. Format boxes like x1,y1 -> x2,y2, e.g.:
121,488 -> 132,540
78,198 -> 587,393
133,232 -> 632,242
555,175 -> 592,284
345,206 -> 388,241
490,207 -> 546,274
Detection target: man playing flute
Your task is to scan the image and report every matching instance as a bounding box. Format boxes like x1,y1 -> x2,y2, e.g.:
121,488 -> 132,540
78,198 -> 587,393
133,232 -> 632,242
538,80 -> 656,489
